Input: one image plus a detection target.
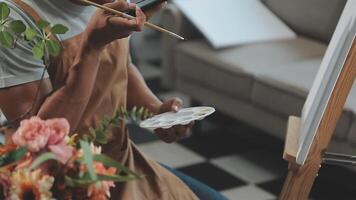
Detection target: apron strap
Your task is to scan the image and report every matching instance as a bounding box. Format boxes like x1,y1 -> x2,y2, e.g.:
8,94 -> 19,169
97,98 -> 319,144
12,0 -> 43,23
11,0 -> 59,42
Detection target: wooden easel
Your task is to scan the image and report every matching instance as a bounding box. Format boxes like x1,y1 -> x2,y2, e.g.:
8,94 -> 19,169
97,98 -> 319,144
279,39 -> 356,200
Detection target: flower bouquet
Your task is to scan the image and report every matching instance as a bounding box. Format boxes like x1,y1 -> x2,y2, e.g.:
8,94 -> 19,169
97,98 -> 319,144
0,107 -> 152,200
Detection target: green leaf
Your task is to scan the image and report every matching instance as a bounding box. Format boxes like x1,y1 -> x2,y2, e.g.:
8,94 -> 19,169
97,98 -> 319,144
25,27 -> 37,41
0,157 -> 6,167
0,3 -> 10,21
65,173 -> 139,188
0,147 -> 28,167
93,154 -> 141,179
81,135 -> 90,142
65,176 -> 94,187
95,130 -> 108,144
80,140 -> 97,181
0,31 -> 13,48
7,147 -> 27,162
36,19 -> 49,29
131,107 -> 138,120
45,39 -> 61,56
97,174 -> 138,183
9,20 -> 26,34
51,24 -> 68,34
30,152 -> 58,169
88,128 -> 96,140
32,40 -> 45,59
137,107 -> 144,119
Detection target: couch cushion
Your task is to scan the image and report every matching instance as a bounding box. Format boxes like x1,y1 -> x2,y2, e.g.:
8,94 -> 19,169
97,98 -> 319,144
265,0 -> 346,43
251,59 -> 354,139
177,77 -> 288,139
175,42 -> 253,101
252,58 -> 322,116
175,37 -> 326,101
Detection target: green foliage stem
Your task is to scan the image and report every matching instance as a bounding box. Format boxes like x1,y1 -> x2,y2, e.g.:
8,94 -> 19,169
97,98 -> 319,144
84,107 -> 154,144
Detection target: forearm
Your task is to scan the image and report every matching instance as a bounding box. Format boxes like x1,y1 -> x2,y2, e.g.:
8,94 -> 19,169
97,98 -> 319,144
37,35 -> 101,131
126,63 -> 162,114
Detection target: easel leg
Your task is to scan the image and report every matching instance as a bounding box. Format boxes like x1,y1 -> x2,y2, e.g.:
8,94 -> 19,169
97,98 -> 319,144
280,158 -> 322,200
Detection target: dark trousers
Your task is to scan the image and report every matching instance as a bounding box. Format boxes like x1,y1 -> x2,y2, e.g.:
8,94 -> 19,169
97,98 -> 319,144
162,164 -> 229,200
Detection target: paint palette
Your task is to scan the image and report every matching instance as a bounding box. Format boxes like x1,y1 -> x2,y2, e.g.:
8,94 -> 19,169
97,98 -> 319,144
140,106 -> 215,130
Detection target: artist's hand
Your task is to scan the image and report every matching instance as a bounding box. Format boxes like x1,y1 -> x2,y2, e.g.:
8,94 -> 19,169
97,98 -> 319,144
84,1 -> 146,49
154,98 -> 194,143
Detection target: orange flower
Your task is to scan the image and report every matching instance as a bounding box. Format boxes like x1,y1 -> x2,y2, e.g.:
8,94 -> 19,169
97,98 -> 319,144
9,169 -> 54,200
0,142 -> 17,156
77,143 -> 117,199
87,162 -> 117,200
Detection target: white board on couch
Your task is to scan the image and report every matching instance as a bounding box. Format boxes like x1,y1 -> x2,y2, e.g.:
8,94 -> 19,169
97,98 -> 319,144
297,0 -> 356,165
173,0 -> 296,48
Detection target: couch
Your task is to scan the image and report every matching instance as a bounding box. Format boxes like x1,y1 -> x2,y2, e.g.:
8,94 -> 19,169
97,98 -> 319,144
160,0 -> 356,153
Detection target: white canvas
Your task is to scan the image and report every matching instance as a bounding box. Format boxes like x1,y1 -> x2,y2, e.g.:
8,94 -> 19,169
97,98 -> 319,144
173,0 -> 296,48
297,0 -> 356,165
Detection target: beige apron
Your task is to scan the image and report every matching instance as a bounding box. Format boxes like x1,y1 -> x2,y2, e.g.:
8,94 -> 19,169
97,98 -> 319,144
12,1 -> 199,199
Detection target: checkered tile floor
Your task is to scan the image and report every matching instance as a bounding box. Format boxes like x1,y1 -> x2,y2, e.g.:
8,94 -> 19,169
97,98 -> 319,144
131,30 -> 356,200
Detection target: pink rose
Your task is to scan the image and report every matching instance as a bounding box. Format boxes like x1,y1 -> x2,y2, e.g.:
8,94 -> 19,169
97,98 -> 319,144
46,118 -> 70,145
48,140 -> 74,164
12,117 -> 50,152
46,118 -> 73,164
12,117 -> 73,164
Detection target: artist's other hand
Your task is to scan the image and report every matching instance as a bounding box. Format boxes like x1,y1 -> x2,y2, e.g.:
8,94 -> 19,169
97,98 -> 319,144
84,1 -> 146,49
144,1 -> 167,19
154,98 -> 194,143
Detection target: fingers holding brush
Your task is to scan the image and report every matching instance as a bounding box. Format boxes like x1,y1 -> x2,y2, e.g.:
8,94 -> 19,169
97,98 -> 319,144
84,1 -> 147,49
107,3 -> 146,32
79,0 -> 185,41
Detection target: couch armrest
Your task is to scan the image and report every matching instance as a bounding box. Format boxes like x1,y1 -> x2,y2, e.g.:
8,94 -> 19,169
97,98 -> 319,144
160,4 -> 202,89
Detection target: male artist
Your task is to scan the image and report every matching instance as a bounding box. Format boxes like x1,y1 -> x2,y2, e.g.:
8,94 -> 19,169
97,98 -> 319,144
0,0 -> 228,199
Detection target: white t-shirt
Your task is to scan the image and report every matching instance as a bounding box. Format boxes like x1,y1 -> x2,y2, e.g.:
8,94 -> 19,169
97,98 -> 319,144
24,0 -> 96,40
